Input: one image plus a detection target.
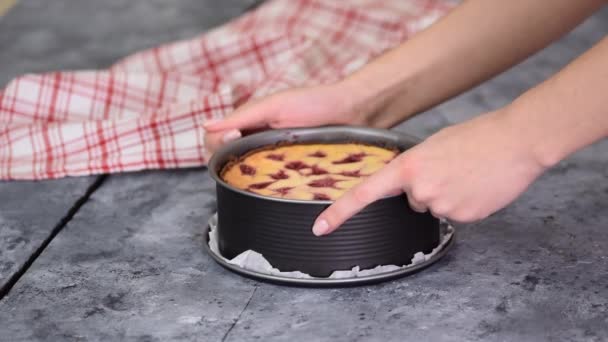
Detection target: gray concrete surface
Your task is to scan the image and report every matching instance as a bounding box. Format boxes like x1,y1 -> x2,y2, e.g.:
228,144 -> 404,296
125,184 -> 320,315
0,1 -> 607,341
0,0 -> 104,291
0,0 -> 259,85
0,0 -> 257,296
0,177 -> 99,294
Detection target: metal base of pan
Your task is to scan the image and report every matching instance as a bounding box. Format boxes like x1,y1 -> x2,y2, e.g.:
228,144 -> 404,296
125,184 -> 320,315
203,224 -> 455,287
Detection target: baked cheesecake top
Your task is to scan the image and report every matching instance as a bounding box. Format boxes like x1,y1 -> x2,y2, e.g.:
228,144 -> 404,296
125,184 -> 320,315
221,143 -> 398,201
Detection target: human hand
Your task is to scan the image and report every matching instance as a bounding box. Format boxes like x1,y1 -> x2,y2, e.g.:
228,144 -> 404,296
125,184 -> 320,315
311,110 -> 548,236
203,83 -> 367,158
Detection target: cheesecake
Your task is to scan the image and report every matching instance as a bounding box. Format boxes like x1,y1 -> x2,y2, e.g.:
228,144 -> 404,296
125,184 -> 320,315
221,143 -> 398,201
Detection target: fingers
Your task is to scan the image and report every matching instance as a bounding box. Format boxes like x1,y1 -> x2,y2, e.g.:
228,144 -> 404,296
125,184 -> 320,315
203,97 -> 276,133
406,192 -> 428,213
203,96 -> 278,158
204,129 -> 242,160
312,157 -> 407,236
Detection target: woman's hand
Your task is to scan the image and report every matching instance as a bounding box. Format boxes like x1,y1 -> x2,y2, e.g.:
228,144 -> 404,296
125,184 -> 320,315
203,83 -> 367,157
311,110 -> 548,236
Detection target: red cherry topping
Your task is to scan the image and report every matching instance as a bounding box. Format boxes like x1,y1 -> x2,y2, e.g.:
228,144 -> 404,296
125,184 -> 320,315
269,169 -> 289,180
332,152 -> 367,164
309,165 -> 329,175
285,161 -> 310,171
266,154 -> 284,161
308,177 -> 341,188
239,164 -> 256,176
273,187 -> 294,196
339,169 -> 363,177
308,151 -> 327,158
313,193 -> 331,200
249,181 -> 274,190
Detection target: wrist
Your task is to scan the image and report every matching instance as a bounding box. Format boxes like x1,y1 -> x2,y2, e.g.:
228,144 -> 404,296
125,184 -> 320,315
500,104 -> 565,170
338,66 -> 417,128
333,74 -> 382,126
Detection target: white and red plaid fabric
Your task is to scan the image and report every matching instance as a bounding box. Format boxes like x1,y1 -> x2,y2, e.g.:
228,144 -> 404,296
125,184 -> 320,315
0,0 -> 454,180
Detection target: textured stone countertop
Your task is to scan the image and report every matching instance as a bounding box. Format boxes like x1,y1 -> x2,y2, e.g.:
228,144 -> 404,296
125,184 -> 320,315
0,1 -> 607,341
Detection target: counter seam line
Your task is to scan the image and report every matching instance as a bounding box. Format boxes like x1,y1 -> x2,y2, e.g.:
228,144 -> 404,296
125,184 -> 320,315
221,284 -> 258,342
0,175 -> 108,300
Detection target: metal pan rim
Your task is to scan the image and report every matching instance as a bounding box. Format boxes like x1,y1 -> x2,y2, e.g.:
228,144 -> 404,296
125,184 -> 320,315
203,224 -> 455,287
207,125 -> 422,205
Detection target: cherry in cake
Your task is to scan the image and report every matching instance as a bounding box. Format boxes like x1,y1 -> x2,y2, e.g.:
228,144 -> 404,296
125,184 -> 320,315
332,152 -> 367,164
221,143 -> 398,201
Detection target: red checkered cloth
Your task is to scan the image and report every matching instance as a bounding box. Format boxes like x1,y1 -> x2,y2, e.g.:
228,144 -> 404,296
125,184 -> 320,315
0,0 -> 454,180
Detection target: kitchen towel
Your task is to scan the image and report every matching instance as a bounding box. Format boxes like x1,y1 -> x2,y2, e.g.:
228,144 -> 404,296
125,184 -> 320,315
0,0 -> 454,180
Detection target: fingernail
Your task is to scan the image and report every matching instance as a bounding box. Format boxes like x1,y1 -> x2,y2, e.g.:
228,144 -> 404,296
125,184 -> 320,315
312,219 -> 329,236
202,150 -> 212,162
222,129 -> 242,143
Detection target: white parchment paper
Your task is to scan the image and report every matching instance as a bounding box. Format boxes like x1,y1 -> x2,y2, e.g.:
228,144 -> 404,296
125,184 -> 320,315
208,213 -> 453,279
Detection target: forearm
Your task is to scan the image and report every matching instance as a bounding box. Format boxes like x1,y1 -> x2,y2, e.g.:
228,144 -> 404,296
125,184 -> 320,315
342,0 -> 604,128
503,36 -> 608,169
